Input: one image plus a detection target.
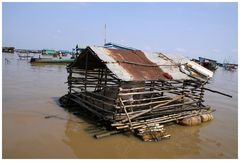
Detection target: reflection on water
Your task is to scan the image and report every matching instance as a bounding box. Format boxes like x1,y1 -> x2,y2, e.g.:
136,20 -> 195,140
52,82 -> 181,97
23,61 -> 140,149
2,53 -> 238,158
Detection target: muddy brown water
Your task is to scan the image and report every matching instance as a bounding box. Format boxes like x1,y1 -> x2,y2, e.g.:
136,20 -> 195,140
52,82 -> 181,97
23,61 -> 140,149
2,53 -> 238,158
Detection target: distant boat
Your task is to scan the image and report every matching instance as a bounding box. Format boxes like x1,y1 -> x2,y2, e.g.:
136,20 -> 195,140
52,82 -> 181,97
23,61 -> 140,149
2,47 -> 15,53
199,57 -> 218,71
17,53 -> 33,60
223,63 -> 238,71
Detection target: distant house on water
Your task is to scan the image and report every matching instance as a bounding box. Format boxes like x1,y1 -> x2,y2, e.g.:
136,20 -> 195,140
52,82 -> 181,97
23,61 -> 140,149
42,49 -> 57,55
2,47 -> 15,53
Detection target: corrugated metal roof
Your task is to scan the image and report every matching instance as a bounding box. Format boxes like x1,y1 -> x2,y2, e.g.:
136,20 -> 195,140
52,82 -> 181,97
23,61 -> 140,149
91,47 -> 171,81
90,47 -> 132,81
70,46 -> 194,81
144,52 -> 191,80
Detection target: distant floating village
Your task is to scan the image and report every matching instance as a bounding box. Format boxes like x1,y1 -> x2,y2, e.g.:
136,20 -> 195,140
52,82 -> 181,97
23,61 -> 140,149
2,45 -> 84,63
191,57 -> 238,71
2,44 -> 238,71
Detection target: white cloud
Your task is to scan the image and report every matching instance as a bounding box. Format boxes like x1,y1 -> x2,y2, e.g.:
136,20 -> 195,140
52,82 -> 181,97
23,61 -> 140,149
175,48 -> 186,52
158,48 -> 166,52
56,29 -> 62,33
231,49 -> 238,53
120,39 -> 126,43
212,49 -> 221,53
144,46 -> 152,51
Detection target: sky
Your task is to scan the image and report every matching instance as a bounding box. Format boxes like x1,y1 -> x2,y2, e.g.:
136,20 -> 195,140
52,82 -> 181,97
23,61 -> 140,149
2,2 -> 238,63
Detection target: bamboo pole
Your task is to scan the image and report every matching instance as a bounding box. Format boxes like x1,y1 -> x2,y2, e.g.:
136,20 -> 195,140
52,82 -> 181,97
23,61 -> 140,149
121,95 -> 183,123
70,93 -> 114,114
122,99 -> 172,108
115,100 -> 197,118
84,52 -> 89,91
119,87 -> 146,92
121,96 -> 169,103
72,89 -> 116,102
72,90 -> 116,109
119,97 -> 133,129
203,88 -> 232,98
69,95 -> 106,119
94,131 -> 121,139
115,109 -> 213,130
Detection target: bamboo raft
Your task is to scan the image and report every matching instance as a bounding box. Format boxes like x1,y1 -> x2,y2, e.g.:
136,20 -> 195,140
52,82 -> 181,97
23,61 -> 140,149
60,45 -> 219,141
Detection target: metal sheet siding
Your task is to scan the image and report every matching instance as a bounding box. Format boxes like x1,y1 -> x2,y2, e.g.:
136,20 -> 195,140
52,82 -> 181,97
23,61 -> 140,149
90,47 -> 132,81
100,48 -> 170,81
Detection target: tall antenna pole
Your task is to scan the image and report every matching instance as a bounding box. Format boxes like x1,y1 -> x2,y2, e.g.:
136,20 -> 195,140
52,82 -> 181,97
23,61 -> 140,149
104,24 -> 107,45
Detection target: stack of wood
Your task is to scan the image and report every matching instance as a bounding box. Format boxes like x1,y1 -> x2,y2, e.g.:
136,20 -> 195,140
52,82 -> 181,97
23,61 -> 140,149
135,123 -> 170,142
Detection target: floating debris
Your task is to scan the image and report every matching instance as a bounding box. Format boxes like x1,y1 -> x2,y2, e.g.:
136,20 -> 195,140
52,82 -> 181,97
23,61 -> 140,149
179,116 -> 202,126
200,113 -> 214,122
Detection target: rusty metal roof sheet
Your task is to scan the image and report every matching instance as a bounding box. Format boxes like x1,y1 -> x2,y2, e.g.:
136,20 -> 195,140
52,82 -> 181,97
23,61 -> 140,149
90,47 -> 171,81
144,52 -> 191,80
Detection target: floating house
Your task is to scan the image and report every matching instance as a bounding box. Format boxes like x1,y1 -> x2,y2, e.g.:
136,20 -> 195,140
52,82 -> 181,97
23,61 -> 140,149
191,58 -> 200,64
42,49 -> 57,55
60,45 -> 215,141
15,49 -> 41,53
223,63 -> 238,71
31,47 -> 76,64
2,47 -> 15,53
58,50 -> 72,55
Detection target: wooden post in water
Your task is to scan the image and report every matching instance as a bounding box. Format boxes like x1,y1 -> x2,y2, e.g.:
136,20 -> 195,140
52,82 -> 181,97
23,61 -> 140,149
84,52 -> 89,91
